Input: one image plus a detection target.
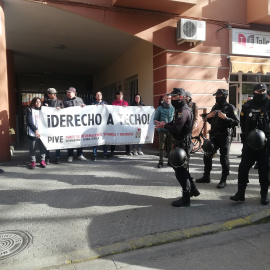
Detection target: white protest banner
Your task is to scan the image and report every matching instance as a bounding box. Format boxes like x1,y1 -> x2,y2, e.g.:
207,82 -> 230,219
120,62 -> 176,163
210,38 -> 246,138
39,105 -> 155,150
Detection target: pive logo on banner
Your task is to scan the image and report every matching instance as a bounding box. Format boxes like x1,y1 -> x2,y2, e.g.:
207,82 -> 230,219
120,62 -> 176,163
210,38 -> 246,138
231,28 -> 270,57
39,105 -> 155,150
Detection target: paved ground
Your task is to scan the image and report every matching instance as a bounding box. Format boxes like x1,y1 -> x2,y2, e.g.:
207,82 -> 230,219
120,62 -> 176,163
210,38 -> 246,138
0,142 -> 269,270
57,222 -> 270,270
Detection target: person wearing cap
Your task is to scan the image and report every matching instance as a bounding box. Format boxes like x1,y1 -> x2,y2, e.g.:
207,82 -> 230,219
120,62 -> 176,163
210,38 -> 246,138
230,83 -> 270,205
154,94 -> 174,168
63,87 -> 88,163
196,89 -> 239,189
155,87 -> 200,207
185,91 -> 198,129
43,88 -> 63,164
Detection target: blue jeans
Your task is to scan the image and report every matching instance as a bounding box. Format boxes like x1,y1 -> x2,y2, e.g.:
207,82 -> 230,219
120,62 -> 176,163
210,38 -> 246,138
93,145 -> 108,156
46,150 -> 60,159
133,144 -> 142,150
68,148 -> 83,157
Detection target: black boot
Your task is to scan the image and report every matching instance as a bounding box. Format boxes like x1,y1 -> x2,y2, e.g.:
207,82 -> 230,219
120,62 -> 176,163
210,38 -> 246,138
230,185 -> 246,202
260,186 -> 269,205
190,178 -> 200,197
196,174 -> 210,183
157,161 -> 163,168
261,194 -> 269,205
217,174 -> 227,189
171,191 -> 190,207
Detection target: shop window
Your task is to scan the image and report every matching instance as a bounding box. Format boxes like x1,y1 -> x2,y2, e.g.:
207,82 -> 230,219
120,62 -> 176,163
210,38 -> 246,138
230,74 -> 239,82
242,74 -> 259,82
242,84 -> 254,96
260,75 -> 270,83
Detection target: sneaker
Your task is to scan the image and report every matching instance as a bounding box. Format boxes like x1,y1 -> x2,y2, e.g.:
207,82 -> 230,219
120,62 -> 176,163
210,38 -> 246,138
56,157 -> 61,164
78,155 -> 87,161
133,150 -> 138,156
45,159 -> 50,165
138,149 -> 144,155
68,156 -> 73,163
40,160 -> 46,168
30,162 -> 36,170
92,156 -> 97,161
126,152 -> 133,156
103,154 -> 111,160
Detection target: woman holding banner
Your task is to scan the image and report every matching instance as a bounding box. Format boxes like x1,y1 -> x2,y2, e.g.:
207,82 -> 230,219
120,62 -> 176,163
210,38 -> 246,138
26,97 -> 46,169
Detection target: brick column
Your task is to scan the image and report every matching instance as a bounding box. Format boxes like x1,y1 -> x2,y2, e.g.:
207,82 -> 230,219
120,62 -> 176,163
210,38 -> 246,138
0,0 -> 11,161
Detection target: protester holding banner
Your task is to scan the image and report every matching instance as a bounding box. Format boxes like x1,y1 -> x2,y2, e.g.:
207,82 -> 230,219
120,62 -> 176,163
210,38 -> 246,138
43,88 -> 63,164
111,90 -> 132,156
63,87 -> 88,162
90,91 -> 111,161
26,97 -> 47,169
130,94 -> 145,155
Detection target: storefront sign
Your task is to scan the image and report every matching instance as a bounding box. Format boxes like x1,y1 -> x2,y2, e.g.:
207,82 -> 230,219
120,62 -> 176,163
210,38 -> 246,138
39,105 -> 155,150
230,28 -> 270,57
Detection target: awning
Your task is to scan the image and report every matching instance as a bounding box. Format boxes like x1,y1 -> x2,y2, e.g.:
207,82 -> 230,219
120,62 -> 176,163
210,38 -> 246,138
230,56 -> 270,74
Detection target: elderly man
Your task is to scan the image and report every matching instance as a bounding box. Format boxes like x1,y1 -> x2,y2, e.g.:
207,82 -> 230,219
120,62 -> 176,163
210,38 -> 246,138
63,87 -> 88,162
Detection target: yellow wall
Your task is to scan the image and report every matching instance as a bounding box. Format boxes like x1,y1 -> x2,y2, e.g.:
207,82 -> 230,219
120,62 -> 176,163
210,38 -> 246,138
93,39 -> 153,106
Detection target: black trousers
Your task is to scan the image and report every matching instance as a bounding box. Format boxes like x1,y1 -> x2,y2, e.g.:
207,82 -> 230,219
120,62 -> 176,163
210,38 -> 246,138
238,142 -> 269,193
174,166 -> 191,192
173,140 -> 191,192
203,134 -> 231,176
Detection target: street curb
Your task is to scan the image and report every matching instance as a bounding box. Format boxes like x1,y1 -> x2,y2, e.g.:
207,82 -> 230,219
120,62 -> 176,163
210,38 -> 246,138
42,208 -> 270,269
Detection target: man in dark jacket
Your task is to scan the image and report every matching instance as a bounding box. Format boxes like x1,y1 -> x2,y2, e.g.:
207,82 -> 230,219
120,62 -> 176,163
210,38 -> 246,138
230,83 -> 270,205
43,88 -> 63,164
63,87 -> 88,163
155,88 -> 200,207
196,89 -> 239,189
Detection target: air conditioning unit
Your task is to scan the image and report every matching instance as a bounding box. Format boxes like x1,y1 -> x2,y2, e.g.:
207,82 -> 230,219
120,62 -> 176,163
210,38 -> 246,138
176,18 -> 206,45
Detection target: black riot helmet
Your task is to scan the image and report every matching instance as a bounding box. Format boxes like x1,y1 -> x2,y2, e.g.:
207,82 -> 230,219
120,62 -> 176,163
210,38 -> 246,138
247,129 -> 267,150
202,140 -> 216,155
169,148 -> 188,168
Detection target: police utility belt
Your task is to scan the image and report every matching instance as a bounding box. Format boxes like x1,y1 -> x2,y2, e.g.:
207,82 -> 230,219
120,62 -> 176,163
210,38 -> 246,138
210,128 -> 231,137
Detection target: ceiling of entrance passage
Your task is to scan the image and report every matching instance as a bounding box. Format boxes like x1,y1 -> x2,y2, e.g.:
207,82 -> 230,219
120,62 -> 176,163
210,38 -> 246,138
4,0 -> 140,75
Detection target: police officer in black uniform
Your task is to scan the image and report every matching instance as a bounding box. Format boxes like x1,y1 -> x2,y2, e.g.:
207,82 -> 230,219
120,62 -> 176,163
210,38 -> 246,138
155,88 -> 200,207
230,83 -> 270,205
196,89 -> 239,188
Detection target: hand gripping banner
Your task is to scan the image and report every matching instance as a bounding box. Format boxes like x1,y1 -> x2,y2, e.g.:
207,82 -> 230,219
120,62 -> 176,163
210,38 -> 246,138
39,105 -> 155,150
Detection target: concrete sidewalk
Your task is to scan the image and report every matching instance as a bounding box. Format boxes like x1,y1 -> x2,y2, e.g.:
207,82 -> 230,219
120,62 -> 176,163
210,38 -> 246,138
0,142 -> 269,270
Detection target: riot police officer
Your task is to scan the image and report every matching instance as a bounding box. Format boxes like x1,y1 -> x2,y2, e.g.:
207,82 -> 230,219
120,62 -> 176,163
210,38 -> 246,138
230,83 -> 270,205
155,88 -> 200,207
196,89 -> 239,188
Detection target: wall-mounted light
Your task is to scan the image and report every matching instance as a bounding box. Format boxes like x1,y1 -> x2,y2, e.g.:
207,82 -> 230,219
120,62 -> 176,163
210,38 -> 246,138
216,24 -> 232,33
